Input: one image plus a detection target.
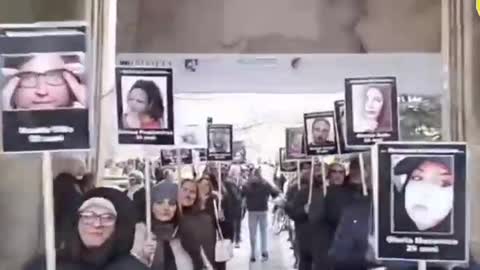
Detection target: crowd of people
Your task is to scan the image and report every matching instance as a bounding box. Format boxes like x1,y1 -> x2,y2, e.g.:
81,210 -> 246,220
35,155 -> 479,270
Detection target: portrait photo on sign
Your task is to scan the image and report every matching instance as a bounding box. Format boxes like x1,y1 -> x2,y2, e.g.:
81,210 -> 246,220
193,148 -> 207,163
334,100 -> 347,152
179,148 -> 193,164
285,127 -> 306,160
391,155 -> 454,234
306,117 -> 335,146
119,75 -> 169,130
0,23 -> 90,152
279,147 -> 297,172
176,123 -> 206,148
233,141 -> 247,163
160,149 -> 177,166
352,82 -> 393,133
208,127 -> 231,154
1,52 -> 87,111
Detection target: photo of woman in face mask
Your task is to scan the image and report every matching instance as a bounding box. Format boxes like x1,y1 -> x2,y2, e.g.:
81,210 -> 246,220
392,156 -> 454,233
352,84 -> 393,133
2,53 -> 87,110
122,79 -> 165,130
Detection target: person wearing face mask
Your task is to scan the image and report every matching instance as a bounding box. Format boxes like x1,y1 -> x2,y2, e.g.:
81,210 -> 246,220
122,79 -> 165,129
353,85 -> 392,133
393,157 -> 454,233
25,187 -> 148,270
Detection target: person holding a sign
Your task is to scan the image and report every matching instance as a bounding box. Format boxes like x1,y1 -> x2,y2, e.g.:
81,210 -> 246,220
131,181 -> 206,270
284,162 -> 321,270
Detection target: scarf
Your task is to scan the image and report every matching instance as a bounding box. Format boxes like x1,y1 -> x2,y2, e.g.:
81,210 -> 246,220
151,222 -> 177,270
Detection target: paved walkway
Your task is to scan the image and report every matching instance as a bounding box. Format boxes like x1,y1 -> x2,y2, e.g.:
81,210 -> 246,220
227,213 -> 296,270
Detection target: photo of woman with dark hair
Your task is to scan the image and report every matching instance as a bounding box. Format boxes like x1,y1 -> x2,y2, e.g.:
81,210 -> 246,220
353,84 -> 392,133
122,79 -> 165,130
392,156 -> 454,233
286,127 -> 305,160
2,53 -> 86,110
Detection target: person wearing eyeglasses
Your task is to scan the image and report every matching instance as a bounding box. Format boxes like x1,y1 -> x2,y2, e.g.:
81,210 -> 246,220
24,187 -> 148,270
1,53 -> 87,110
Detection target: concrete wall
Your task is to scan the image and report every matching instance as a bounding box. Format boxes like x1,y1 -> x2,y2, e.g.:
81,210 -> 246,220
116,0 -> 441,53
0,154 -> 43,270
459,0 -> 480,258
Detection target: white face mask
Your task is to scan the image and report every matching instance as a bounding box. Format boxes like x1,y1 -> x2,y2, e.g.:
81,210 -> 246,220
404,181 -> 453,231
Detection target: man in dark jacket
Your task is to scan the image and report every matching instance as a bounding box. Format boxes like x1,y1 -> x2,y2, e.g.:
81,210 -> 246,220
242,167 -> 280,262
285,161 -> 330,270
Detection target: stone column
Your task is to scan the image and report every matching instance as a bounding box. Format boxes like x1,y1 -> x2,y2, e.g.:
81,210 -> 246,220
443,0 -> 480,259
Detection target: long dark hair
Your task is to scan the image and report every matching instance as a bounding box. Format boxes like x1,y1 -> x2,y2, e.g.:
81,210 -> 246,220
129,79 -> 164,121
178,179 -> 210,269
179,178 -> 201,213
364,85 -> 392,131
393,157 -> 452,233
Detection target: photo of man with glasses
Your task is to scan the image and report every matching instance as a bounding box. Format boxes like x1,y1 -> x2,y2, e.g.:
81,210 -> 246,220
0,22 -> 89,152
1,52 -> 86,111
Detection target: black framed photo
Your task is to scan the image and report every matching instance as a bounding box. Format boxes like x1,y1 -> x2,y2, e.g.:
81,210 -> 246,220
345,77 -> 399,147
193,148 -> 207,163
160,149 -> 177,166
116,67 -> 174,145
232,141 -> 246,164
176,123 -> 207,148
304,111 -> 337,155
285,127 -> 306,161
179,148 -> 193,165
207,124 -> 233,161
334,100 -> 363,154
0,22 -> 89,152
373,142 -> 468,262
279,147 -> 297,172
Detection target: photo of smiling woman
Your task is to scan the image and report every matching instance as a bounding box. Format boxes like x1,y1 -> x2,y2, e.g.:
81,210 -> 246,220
392,156 -> 454,233
122,79 -> 165,130
352,83 -> 393,133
